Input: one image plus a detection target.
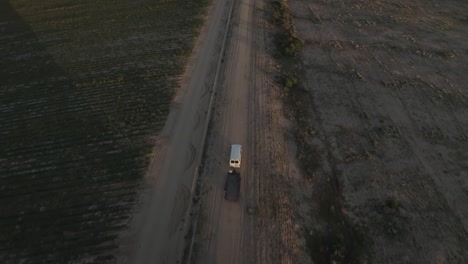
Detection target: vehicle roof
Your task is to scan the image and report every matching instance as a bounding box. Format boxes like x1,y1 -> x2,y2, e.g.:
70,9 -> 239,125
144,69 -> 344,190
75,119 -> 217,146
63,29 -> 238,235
230,144 -> 242,160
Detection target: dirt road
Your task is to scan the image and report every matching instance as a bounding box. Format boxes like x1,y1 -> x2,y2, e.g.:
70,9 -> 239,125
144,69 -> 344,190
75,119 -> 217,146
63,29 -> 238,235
115,0 -> 233,263
190,0 -> 254,261
191,0 -> 309,262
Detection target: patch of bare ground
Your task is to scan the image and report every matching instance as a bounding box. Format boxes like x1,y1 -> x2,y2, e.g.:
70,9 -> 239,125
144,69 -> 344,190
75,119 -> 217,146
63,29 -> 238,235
249,2 -> 309,263
287,0 -> 468,263
246,1 -> 312,263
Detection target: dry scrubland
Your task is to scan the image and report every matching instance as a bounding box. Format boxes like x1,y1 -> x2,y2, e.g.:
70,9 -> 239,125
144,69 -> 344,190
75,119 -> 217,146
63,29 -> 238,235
0,0 -> 208,262
276,0 -> 468,263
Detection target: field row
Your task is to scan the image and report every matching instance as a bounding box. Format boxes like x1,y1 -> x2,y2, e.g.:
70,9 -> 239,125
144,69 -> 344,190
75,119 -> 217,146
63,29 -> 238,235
1,0 -> 209,262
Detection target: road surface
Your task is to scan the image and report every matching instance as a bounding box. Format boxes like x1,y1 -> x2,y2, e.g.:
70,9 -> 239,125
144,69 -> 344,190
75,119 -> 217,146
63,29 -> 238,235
191,0 -> 264,261
116,0 -> 234,262
118,0 -> 272,261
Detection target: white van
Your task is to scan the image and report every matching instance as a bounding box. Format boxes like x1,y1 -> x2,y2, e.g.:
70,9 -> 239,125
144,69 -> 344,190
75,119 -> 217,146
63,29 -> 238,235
229,144 -> 242,168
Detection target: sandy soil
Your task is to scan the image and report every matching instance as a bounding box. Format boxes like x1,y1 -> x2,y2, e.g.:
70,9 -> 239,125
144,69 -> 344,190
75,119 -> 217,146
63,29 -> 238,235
287,0 -> 468,263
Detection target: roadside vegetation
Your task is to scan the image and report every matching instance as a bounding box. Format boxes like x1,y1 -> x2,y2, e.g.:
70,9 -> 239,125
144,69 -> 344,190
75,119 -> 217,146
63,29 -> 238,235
271,0 -> 303,57
0,0 -> 209,262
268,0 -> 367,263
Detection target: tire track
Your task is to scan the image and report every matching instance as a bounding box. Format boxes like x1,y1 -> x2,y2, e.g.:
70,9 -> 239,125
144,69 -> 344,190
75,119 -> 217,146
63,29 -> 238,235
184,0 -> 237,262
170,185 -> 191,235
184,143 -> 197,171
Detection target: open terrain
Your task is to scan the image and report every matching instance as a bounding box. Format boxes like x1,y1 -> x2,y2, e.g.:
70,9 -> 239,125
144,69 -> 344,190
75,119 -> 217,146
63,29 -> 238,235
286,0 -> 468,263
190,0 -> 468,263
2,0 -> 467,262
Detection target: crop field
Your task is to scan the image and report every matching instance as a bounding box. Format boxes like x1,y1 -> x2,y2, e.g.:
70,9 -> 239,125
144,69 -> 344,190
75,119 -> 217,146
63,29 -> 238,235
284,0 -> 468,263
0,0 -> 209,262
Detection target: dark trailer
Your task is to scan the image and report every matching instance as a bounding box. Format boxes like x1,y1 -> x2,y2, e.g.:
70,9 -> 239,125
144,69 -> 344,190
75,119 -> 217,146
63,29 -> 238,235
224,169 -> 241,201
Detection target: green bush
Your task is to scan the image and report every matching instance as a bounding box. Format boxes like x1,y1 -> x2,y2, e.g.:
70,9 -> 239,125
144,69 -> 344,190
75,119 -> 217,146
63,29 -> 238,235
284,34 -> 304,56
272,0 -> 291,30
386,198 -> 399,209
271,0 -> 304,58
283,73 -> 298,92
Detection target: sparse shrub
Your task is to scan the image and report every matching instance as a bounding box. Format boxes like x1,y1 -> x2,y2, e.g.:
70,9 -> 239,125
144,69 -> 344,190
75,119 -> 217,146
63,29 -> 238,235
272,0 -> 292,30
437,50 -> 456,58
282,73 -> 298,92
306,223 -> 364,264
275,30 -> 304,57
284,33 -> 304,56
271,0 -> 304,57
330,205 -> 336,215
386,198 -> 399,209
